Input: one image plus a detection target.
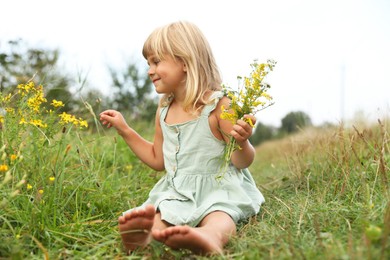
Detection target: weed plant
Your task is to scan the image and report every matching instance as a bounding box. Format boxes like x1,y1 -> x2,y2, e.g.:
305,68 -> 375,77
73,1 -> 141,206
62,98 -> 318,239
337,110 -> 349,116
0,80 -> 389,259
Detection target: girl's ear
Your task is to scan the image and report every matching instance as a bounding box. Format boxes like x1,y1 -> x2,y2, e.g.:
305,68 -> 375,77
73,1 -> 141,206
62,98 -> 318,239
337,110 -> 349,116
183,62 -> 187,72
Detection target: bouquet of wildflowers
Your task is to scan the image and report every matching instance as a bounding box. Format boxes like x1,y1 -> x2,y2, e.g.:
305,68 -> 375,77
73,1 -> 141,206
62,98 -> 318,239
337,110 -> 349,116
218,59 -> 276,178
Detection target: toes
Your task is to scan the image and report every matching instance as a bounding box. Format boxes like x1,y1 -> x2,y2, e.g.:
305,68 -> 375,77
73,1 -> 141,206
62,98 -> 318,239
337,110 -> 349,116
152,229 -> 166,242
118,216 -> 126,224
124,211 -> 134,221
144,205 -> 156,218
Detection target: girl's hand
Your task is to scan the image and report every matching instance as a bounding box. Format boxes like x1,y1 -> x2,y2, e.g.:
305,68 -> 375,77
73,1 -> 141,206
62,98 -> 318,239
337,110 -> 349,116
230,114 -> 256,146
99,110 -> 130,136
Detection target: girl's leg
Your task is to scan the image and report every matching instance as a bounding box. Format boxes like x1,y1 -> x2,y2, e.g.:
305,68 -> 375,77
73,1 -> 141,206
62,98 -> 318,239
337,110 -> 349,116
118,204 -> 170,253
152,211 -> 236,255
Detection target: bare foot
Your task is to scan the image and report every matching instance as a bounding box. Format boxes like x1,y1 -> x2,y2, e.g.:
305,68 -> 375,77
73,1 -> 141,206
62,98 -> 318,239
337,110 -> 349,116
118,204 -> 155,253
152,225 -> 223,255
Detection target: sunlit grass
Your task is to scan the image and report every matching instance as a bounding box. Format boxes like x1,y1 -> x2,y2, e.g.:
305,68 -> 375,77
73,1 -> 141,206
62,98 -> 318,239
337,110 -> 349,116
0,80 -> 389,259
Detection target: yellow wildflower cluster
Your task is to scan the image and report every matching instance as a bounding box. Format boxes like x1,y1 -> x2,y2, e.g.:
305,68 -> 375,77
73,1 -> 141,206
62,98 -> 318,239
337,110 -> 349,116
51,99 -> 64,108
220,59 -> 276,125
218,59 -> 276,179
0,81 -> 88,130
59,112 -> 88,129
17,81 -> 37,96
27,92 -> 47,112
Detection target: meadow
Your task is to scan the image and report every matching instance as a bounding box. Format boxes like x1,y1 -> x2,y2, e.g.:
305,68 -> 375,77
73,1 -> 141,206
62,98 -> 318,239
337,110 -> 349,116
0,82 -> 389,259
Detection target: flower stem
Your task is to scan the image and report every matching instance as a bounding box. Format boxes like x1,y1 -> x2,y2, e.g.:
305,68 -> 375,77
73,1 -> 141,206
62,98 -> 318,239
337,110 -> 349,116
217,136 -> 237,180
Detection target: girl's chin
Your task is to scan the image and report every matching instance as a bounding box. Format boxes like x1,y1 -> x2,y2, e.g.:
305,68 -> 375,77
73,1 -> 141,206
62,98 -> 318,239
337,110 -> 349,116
155,88 -> 165,94
154,86 -> 167,94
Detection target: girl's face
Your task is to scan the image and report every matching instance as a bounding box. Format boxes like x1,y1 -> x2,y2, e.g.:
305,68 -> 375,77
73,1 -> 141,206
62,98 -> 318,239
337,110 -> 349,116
147,54 -> 187,94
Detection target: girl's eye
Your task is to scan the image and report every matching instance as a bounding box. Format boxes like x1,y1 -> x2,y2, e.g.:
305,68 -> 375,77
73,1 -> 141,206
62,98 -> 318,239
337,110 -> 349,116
153,59 -> 160,64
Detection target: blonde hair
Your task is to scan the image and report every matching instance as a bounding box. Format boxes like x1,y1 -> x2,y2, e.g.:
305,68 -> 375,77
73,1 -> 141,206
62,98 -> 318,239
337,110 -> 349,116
142,21 -> 222,112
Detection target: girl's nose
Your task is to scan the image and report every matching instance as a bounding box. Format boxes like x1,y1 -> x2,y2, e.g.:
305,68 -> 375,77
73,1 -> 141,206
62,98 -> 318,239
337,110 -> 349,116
148,67 -> 155,76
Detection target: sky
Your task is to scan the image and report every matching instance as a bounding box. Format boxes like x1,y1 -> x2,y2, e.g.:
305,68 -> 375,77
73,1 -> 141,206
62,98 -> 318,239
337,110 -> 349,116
1,0 -> 390,126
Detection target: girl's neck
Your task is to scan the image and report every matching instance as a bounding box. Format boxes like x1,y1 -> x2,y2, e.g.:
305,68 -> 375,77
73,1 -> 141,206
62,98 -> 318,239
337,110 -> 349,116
165,99 -> 199,124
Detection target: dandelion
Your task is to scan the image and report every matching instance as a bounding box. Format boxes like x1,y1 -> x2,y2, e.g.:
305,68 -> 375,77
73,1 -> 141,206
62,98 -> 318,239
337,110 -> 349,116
218,59 -> 276,179
10,154 -> 17,161
38,189 -> 44,194
0,164 -> 8,172
27,183 -> 33,190
49,176 -> 55,182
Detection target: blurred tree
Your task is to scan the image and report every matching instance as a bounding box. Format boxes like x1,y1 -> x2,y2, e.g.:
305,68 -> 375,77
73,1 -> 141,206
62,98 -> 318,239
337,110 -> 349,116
250,122 -> 275,146
280,111 -> 312,133
108,62 -> 158,121
0,39 -> 74,112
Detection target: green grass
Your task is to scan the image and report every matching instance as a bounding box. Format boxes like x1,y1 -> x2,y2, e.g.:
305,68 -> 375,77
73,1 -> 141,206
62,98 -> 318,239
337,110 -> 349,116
1,90 -> 389,259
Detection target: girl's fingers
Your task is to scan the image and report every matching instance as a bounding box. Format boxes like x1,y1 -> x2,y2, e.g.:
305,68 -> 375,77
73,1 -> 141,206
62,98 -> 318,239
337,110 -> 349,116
243,114 -> 256,126
231,127 -> 250,141
236,120 -> 252,133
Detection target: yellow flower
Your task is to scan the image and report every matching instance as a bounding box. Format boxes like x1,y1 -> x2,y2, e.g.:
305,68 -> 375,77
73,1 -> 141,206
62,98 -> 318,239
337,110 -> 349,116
49,176 -> 55,182
27,93 -> 47,112
27,183 -> 33,190
245,117 -> 254,128
38,189 -> 44,194
0,115 -> 4,123
10,154 -> 17,161
5,107 -> 15,114
59,112 -> 75,124
79,119 -> 88,129
0,93 -> 12,102
19,118 -> 28,125
58,112 -> 88,129
51,99 -> 65,108
0,164 -> 9,172
261,92 -> 272,101
29,119 -> 48,128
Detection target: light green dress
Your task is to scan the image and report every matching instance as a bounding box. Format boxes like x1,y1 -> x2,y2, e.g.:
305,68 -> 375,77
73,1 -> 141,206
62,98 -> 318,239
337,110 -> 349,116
128,91 -> 264,226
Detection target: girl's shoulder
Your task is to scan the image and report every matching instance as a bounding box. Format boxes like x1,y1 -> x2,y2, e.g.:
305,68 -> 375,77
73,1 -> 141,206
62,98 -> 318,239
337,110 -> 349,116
212,93 -> 230,111
207,93 -> 230,119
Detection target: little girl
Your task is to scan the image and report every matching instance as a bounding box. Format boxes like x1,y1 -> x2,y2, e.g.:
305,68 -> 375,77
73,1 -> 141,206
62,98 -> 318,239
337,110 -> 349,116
100,21 -> 264,255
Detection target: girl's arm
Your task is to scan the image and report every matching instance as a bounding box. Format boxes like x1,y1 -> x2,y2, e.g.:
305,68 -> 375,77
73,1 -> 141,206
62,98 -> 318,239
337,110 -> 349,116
216,97 -> 256,169
99,109 -> 165,171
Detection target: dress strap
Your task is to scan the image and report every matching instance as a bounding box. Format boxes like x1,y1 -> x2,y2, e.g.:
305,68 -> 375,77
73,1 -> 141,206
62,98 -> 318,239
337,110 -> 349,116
201,91 -> 224,116
159,105 -> 169,122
